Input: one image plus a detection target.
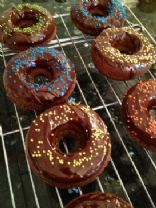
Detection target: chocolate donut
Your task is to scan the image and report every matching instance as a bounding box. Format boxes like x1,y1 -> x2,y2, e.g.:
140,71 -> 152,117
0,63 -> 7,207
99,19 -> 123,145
0,3 -> 56,50
65,192 -> 132,208
3,47 -> 76,110
92,27 -> 155,80
122,80 -> 156,152
71,0 -> 126,36
26,103 -> 111,188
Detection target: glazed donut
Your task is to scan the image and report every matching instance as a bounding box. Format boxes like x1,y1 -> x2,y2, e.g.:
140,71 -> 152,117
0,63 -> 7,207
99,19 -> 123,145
65,192 -> 132,208
71,0 -> 126,36
3,47 -> 76,110
0,3 -> 56,50
91,27 -> 155,80
122,79 -> 156,152
26,103 -> 111,188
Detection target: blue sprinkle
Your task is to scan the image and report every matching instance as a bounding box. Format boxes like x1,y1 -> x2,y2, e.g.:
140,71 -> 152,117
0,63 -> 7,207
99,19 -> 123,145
29,83 -> 35,88
59,91 -> 65,96
48,87 -> 52,91
31,61 -> 36,67
68,97 -> 76,103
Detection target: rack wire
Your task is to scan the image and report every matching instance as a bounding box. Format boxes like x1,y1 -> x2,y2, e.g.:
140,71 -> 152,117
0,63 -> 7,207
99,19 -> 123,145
0,3 -> 156,208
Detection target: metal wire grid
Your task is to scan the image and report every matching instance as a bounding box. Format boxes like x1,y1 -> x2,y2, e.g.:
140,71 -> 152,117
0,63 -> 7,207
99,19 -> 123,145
0,4 -> 156,208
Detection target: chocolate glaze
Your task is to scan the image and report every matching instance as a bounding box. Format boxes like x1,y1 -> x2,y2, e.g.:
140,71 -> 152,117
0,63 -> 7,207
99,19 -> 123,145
122,79 -> 156,152
65,192 -> 132,208
0,3 -> 56,50
26,103 -> 111,188
71,0 -> 126,36
3,47 -> 76,110
92,27 -> 155,80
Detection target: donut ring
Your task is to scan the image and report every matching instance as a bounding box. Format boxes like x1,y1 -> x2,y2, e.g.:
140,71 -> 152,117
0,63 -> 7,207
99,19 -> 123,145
26,103 -> 111,188
0,3 -> 56,50
91,27 -> 155,80
65,192 -> 132,208
3,47 -> 76,110
122,79 -> 156,152
71,0 -> 126,36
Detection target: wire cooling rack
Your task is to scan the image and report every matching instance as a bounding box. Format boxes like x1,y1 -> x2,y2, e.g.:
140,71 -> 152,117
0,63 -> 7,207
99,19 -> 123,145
0,3 -> 156,208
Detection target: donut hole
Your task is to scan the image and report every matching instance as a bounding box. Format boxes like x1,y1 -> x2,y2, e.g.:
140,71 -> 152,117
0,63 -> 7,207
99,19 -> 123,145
149,107 -> 156,120
51,121 -> 89,154
59,135 -> 84,153
34,74 -> 51,85
110,32 -> 141,55
26,59 -> 60,86
11,11 -> 39,28
89,5 -> 109,17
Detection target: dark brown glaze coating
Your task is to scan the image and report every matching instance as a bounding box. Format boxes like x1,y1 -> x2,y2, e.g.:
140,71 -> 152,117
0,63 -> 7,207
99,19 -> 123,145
3,47 -> 76,110
122,79 -> 156,152
65,192 -> 132,208
71,0 -> 126,36
0,4 -> 56,50
26,103 -> 111,188
91,28 -> 155,80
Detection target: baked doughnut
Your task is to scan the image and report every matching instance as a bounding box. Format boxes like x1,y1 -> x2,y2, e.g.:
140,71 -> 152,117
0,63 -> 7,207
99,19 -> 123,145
0,3 -> 56,50
3,47 -> 76,110
92,27 -> 155,80
122,79 -> 156,152
26,103 -> 111,188
65,192 -> 132,208
71,0 -> 126,36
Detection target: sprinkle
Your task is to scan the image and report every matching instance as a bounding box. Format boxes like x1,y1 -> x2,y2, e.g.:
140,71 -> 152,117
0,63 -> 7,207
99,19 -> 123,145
68,97 -> 76,103
59,159 -> 64,164
38,141 -> 43,144
35,129 -> 40,132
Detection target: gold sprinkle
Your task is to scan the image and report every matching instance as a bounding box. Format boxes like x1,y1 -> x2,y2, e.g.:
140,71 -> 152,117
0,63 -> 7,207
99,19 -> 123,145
59,159 -> 64,164
35,129 -> 40,132
49,156 -> 53,161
